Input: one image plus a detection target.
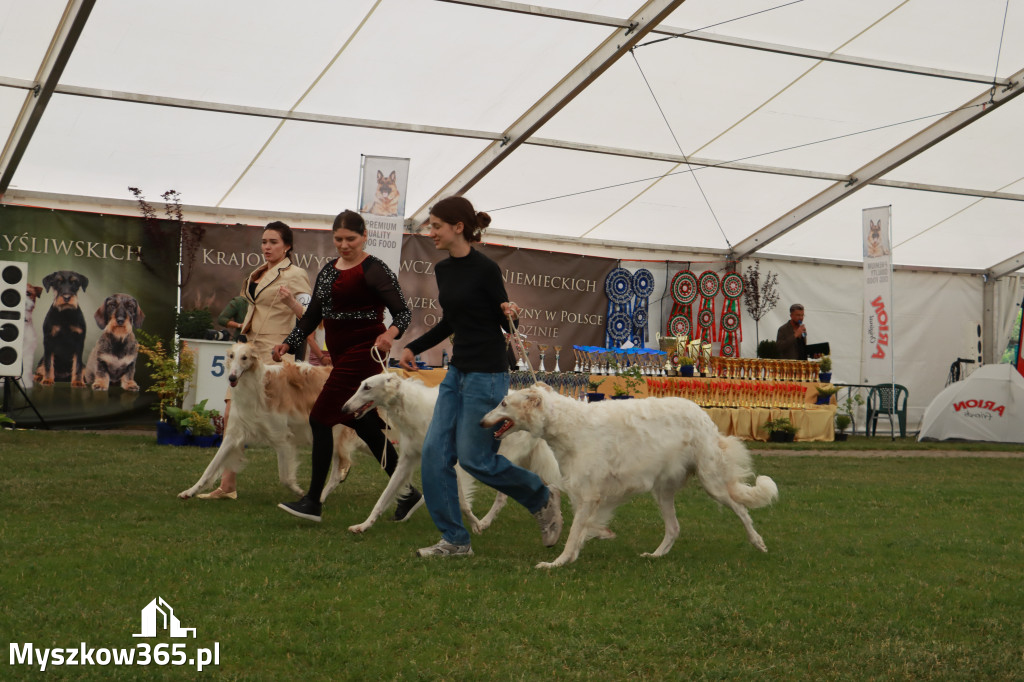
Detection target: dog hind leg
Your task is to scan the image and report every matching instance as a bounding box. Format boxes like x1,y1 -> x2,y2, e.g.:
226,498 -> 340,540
641,486 -> 681,557
700,475 -> 768,552
474,492 -> 508,533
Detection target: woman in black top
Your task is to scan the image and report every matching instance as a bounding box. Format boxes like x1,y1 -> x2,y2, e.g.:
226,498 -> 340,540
274,210 -> 420,523
399,196 -> 562,557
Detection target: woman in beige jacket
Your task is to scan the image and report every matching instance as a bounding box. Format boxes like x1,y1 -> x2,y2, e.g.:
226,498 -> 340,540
198,221 -> 313,500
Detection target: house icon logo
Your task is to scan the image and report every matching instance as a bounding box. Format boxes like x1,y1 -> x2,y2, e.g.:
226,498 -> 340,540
133,597 -> 196,638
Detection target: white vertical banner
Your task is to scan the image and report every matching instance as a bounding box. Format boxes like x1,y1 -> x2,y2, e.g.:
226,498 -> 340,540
861,206 -> 894,383
358,155 -> 410,275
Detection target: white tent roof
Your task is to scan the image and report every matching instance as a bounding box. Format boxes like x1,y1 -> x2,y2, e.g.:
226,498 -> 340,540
2,0 -> 1023,274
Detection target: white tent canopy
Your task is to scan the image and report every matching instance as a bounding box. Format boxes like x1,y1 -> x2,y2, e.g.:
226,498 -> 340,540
918,364 -> 1024,443
2,0 -> 1023,430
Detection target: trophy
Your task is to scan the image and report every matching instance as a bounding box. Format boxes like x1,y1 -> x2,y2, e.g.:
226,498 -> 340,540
702,343 -> 713,377
657,333 -> 679,376
537,344 -> 547,372
688,339 -> 702,375
553,346 -> 561,373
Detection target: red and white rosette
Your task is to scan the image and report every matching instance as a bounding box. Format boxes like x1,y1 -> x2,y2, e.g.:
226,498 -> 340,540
718,272 -> 743,356
695,270 -> 720,342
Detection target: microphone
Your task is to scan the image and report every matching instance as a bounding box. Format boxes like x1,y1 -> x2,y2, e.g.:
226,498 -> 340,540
801,331 -> 806,339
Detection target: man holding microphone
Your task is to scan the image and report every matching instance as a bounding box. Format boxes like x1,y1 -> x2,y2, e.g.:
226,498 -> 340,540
776,303 -> 808,360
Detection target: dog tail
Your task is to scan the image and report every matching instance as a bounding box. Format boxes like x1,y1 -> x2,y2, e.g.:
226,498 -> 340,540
721,436 -> 779,509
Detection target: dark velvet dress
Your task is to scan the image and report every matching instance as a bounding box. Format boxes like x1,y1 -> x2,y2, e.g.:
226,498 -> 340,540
282,255 -> 410,428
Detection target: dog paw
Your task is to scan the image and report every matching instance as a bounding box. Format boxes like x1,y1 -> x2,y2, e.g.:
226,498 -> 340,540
71,381 -> 87,388
640,552 -> 663,558
347,523 -> 370,534
535,561 -> 556,569
178,490 -> 195,499
122,381 -> 140,392
91,382 -> 108,391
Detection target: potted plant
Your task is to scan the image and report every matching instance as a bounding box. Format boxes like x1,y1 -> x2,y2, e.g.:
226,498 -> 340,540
678,356 -> 696,377
834,414 -> 852,441
818,355 -> 833,383
815,384 -> 840,405
165,399 -> 223,447
137,330 -> 197,446
585,379 -> 605,402
610,365 -> 645,399
835,391 -> 865,440
756,339 -> 780,359
761,417 -> 798,443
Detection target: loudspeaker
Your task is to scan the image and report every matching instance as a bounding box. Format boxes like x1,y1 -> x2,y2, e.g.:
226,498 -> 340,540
963,320 -> 983,367
0,260 -> 28,377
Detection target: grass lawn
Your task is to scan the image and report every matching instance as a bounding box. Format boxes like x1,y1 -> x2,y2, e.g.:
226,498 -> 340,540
2,429 -> 1023,681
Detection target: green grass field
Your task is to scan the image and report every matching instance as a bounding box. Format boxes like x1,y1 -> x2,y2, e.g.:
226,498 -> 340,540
2,430 -> 1022,680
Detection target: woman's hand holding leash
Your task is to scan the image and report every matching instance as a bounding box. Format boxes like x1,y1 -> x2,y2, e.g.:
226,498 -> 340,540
501,301 -> 521,319
271,343 -> 290,362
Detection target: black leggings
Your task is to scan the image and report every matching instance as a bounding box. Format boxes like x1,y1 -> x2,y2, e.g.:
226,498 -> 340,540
306,411 -> 401,502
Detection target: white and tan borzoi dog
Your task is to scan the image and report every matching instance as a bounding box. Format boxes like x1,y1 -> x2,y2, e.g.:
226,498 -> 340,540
178,343 -> 363,501
481,383 -> 778,568
342,372 -> 560,535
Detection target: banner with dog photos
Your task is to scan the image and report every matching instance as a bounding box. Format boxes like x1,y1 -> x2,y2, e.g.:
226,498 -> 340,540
0,204 -> 179,428
359,155 -> 410,276
398,235 -> 614,368
861,205 -> 894,384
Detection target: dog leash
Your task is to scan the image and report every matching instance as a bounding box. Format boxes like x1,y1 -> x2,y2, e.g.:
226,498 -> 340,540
505,304 -> 538,385
369,343 -> 395,474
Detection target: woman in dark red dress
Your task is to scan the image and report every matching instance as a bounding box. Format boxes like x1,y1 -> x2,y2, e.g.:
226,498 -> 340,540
272,210 -> 417,523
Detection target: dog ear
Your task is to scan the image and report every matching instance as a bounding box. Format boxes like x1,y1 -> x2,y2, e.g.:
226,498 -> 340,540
42,273 -> 55,292
388,171 -> 397,182
79,274 -> 89,292
133,302 -> 145,328
94,303 -> 108,329
32,285 -> 43,297
377,170 -> 384,181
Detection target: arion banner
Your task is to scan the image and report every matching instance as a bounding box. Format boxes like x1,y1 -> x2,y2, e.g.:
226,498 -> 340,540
861,205 -> 895,384
0,204 -> 179,428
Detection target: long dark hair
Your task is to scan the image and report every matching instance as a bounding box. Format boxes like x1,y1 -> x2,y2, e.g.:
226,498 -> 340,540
332,210 -> 366,235
429,196 -> 491,243
264,220 -> 295,261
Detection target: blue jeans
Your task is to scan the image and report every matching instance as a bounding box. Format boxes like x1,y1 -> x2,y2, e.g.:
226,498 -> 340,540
421,365 -> 550,545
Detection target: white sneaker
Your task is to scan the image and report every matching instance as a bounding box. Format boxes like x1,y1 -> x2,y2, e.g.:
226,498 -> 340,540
416,538 -> 473,557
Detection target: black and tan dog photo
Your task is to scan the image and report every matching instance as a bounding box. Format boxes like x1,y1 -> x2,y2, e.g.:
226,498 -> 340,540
33,270 -> 89,387
361,169 -> 401,216
83,293 -> 145,391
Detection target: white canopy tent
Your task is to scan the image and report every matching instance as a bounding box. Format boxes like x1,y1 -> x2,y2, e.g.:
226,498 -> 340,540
2,0 -> 1023,431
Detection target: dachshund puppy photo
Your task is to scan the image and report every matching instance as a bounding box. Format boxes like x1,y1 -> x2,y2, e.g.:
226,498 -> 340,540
84,293 -> 145,391
20,283 -> 43,389
33,270 -> 89,387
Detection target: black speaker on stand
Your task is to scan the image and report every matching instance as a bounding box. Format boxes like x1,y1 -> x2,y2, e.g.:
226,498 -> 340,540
1,260 -> 47,427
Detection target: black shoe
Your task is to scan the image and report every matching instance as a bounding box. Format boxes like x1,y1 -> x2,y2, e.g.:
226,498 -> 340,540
393,487 -> 424,522
278,496 -> 322,522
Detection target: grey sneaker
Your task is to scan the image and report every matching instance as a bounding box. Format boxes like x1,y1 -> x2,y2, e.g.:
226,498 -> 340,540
416,538 -> 473,557
533,487 -> 563,547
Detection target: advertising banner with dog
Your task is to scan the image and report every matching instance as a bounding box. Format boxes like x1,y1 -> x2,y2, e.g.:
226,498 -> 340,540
861,205 -> 895,384
0,204 -> 179,428
359,155 -> 409,276
398,235 -> 615,367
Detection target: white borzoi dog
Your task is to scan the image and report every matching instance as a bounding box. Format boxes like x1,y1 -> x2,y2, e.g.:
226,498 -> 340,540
178,342 -> 362,501
342,372 -> 560,535
481,383 -> 779,568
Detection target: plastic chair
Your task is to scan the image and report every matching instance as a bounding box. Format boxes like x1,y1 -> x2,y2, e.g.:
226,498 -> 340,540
866,383 -> 909,438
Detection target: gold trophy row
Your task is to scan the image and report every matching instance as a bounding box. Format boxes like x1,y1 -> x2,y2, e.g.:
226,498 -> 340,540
646,378 -> 812,409
657,333 -> 820,381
